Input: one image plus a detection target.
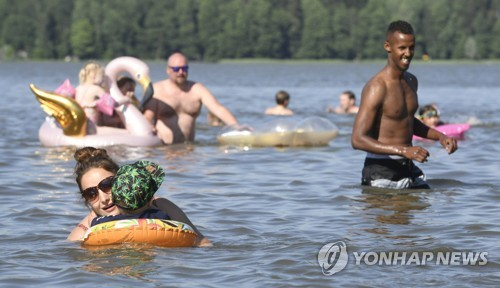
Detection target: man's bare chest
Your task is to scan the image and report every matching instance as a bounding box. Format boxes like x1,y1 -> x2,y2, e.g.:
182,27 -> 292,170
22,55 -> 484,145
156,94 -> 201,117
383,86 -> 417,119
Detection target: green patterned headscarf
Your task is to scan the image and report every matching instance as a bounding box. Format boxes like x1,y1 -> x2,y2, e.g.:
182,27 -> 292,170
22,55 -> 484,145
112,160 -> 165,211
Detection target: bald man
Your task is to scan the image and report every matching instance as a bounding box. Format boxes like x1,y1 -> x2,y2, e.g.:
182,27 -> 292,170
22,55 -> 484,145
144,52 -> 238,144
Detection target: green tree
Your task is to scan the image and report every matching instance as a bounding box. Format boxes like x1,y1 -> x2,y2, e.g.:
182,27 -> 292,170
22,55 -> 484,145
101,0 -> 143,58
296,0 -> 331,58
198,0 -> 223,61
70,0 -> 106,59
352,0 -> 390,59
1,15 -> 36,55
70,18 -> 95,59
468,1 -> 497,59
218,0 -> 253,58
329,2 -> 355,59
32,0 -> 73,59
139,0 -> 178,59
1,0 -> 499,60
250,1 -> 284,58
52,0 -> 74,58
0,1 -> 41,58
282,0 -> 303,58
490,16 -> 500,58
0,0 -> 8,36
269,7 -> 298,59
174,0 -> 199,59
424,1 -> 464,59
33,14 -> 54,59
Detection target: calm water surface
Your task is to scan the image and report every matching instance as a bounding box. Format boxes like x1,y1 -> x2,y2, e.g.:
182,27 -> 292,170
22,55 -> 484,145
1,61 -> 499,287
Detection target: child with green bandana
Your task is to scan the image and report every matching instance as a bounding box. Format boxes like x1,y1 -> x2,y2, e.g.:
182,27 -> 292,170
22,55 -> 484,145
90,160 -> 171,226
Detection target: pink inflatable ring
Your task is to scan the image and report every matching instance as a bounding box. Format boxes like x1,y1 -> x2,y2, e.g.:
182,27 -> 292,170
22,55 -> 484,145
413,123 -> 471,141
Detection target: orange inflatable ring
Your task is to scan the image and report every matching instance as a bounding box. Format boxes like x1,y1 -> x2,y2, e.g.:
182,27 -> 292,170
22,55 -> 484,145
82,219 -> 198,247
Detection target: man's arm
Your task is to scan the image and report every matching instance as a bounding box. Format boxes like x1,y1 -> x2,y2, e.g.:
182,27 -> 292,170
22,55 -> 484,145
413,118 -> 435,139
352,80 -> 404,155
197,83 -> 238,125
142,98 -> 157,131
413,118 -> 458,154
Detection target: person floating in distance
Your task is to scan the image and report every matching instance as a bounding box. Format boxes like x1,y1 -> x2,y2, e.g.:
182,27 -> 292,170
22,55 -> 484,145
328,90 -> 359,114
265,90 -> 294,116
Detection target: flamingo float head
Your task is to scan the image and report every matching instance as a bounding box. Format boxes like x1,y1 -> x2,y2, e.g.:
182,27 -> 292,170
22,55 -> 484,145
105,56 -> 154,111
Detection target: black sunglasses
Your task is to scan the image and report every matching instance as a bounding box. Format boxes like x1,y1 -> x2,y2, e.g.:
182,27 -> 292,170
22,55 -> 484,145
81,176 -> 114,203
169,65 -> 189,73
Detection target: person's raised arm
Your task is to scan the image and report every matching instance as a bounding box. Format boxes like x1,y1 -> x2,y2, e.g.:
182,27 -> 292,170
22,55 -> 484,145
196,84 -> 238,126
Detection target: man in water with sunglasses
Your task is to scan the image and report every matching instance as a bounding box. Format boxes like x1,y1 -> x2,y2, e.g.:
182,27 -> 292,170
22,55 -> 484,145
144,52 -> 238,144
351,20 -> 458,189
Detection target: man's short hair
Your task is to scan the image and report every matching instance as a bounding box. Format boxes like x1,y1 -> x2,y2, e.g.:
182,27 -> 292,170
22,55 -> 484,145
275,90 -> 290,105
387,20 -> 414,37
342,90 -> 356,101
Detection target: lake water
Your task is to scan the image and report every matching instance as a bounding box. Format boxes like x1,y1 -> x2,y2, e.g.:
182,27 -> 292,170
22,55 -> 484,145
1,60 -> 499,287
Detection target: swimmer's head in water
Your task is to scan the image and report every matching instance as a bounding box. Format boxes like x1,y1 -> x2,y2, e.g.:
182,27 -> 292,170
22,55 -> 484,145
419,104 -> 441,128
419,104 -> 440,119
275,90 -> 290,105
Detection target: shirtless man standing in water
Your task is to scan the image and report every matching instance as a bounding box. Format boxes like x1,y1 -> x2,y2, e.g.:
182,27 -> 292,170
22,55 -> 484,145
144,52 -> 238,144
351,20 -> 458,189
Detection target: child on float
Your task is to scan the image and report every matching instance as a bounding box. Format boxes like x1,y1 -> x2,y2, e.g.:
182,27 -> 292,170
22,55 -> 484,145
90,160 -> 171,226
117,76 -> 140,108
100,76 -> 139,128
75,62 -> 107,126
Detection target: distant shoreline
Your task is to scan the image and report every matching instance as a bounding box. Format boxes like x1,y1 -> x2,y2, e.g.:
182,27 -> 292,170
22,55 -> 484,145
216,58 -> 500,65
3,58 -> 500,65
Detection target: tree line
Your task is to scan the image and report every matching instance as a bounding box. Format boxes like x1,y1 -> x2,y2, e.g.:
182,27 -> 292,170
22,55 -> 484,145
1,0 -> 499,61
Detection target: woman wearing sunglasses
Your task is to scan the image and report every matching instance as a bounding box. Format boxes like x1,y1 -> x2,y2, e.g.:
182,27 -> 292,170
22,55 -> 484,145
67,146 -> 211,247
